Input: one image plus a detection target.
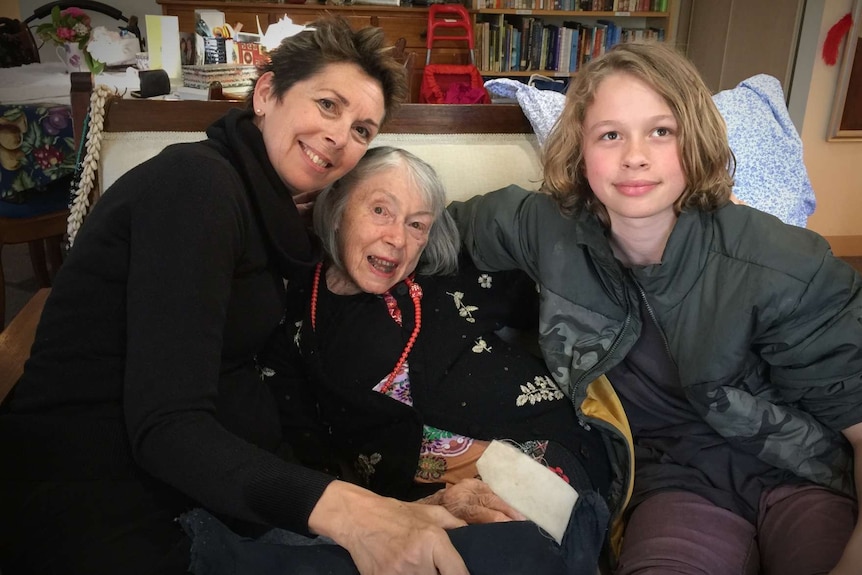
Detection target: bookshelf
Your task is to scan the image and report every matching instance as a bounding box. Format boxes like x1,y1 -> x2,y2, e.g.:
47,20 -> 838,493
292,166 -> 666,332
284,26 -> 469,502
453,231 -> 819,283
157,0 -> 677,96
157,0 -> 442,103
472,0 -> 675,77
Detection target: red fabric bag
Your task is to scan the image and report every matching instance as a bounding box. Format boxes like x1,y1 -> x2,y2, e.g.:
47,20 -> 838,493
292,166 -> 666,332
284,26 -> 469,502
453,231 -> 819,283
419,5 -> 490,105
419,64 -> 490,104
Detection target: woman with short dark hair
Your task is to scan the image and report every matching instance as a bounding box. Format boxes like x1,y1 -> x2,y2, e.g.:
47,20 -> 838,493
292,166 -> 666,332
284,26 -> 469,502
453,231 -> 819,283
0,17 -> 475,575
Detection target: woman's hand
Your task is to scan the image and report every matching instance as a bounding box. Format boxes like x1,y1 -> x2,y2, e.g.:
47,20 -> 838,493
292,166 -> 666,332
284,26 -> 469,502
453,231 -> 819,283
420,478 -> 526,524
308,480 -> 469,575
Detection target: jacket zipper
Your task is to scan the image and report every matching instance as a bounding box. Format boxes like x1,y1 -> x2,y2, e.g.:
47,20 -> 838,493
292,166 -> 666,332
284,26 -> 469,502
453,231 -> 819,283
570,287 -> 634,524
630,274 -> 676,366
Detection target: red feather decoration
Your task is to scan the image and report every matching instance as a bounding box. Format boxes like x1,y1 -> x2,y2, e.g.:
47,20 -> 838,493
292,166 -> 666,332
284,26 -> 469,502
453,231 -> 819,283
823,12 -> 853,66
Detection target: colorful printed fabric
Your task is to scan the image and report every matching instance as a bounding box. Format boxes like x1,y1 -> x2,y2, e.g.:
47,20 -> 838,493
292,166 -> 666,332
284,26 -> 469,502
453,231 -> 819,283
0,103 -> 75,202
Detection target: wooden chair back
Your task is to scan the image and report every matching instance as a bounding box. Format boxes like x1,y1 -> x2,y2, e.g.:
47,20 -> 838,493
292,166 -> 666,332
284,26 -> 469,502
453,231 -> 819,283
0,288 -> 50,405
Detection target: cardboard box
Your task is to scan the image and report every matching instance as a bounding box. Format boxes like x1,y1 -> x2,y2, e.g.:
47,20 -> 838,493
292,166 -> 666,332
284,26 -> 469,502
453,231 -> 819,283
233,42 -> 267,66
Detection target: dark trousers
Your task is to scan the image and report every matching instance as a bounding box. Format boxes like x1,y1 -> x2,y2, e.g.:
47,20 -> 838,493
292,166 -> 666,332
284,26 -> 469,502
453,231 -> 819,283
616,484 -> 857,575
0,478 -> 191,575
180,491 -> 610,575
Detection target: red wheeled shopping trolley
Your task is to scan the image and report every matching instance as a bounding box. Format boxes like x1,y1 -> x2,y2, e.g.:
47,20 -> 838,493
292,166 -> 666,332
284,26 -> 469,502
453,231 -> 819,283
419,4 -> 490,104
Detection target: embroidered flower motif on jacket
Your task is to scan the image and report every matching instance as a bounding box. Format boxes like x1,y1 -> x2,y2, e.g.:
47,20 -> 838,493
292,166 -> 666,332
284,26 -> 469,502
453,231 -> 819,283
472,337 -> 492,353
516,375 -> 565,406
293,320 -> 302,348
447,290 -> 478,323
257,366 -> 275,380
355,452 -> 382,484
478,274 -> 492,288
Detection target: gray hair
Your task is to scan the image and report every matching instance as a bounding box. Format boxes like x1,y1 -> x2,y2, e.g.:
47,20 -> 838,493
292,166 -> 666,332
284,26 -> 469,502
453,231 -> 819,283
313,146 -> 459,276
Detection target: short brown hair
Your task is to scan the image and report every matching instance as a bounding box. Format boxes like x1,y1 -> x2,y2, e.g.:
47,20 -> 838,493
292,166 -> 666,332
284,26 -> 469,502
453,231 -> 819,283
250,15 -> 407,124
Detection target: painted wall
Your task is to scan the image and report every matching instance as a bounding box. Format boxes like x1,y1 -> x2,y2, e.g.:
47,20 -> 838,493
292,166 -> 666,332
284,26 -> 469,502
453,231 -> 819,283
2,0 -> 21,19
800,0 -> 862,251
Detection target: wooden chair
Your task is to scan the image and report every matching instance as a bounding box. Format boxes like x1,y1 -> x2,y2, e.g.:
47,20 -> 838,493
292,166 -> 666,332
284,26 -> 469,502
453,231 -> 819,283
0,287 -> 49,405
0,211 -> 66,328
0,94 -> 71,328
207,81 -> 247,102
392,37 -> 418,103
0,4 -> 146,329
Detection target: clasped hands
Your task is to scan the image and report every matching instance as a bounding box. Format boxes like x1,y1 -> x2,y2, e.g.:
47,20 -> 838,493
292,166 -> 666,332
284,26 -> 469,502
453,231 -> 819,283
309,477 -> 523,575
418,477 -> 526,524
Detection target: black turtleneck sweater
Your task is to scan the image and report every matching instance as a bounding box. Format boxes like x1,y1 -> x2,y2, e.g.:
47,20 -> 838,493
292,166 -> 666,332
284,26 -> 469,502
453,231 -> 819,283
0,109 -> 330,553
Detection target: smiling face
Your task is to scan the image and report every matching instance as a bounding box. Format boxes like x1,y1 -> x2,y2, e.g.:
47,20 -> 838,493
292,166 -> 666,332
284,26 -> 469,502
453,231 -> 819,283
252,62 -> 386,198
328,163 -> 434,295
582,72 -> 686,231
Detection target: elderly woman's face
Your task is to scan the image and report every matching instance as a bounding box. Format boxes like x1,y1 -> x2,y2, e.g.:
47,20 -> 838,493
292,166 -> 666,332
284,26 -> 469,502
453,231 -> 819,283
334,164 -> 435,295
253,62 -> 386,197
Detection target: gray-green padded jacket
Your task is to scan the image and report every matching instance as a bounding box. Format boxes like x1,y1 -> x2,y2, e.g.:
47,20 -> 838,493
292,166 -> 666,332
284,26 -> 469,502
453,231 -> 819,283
450,185 -> 862,547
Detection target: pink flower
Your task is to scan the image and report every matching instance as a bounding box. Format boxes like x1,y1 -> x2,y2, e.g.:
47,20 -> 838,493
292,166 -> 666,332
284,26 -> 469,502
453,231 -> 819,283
61,7 -> 90,26
56,27 -> 75,41
36,5 -> 92,46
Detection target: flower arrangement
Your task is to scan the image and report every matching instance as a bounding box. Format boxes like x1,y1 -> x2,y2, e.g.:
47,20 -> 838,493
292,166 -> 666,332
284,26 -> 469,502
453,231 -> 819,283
36,6 -> 90,46
35,6 -> 104,74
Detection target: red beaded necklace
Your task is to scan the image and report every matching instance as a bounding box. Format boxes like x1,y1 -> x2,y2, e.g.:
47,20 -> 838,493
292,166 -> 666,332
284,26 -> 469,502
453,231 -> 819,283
310,262 -> 423,394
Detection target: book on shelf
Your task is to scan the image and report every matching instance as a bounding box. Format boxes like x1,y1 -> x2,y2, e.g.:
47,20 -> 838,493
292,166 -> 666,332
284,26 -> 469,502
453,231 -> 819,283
545,24 -> 558,71
473,3 -> 667,73
568,26 -> 579,72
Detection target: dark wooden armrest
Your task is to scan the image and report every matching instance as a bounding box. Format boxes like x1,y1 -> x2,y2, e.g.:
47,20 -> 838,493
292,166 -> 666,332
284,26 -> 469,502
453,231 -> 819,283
0,288 -> 50,406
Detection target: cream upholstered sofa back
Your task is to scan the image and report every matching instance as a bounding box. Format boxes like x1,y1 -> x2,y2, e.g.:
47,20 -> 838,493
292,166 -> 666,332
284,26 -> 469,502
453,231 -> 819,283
371,132 -> 541,203
99,130 -> 542,205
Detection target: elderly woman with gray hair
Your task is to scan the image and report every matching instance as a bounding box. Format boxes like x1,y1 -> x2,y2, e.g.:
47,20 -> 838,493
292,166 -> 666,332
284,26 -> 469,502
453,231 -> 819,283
180,146 -> 613,574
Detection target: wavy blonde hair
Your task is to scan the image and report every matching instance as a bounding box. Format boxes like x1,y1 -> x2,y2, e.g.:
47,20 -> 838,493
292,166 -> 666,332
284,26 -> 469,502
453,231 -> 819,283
542,41 -> 734,226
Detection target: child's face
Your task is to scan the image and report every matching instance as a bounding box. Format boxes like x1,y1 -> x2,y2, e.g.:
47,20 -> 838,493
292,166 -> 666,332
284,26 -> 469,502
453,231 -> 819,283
581,72 -> 686,231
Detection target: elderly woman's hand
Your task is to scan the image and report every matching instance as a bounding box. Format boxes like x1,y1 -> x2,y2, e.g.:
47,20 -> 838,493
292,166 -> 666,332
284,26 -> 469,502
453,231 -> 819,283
420,478 -> 526,524
309,480 -> 470,575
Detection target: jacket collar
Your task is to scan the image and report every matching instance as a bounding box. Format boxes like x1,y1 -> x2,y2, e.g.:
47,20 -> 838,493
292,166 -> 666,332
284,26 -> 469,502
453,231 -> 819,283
628,209 -> 711,309
570,206 -> 712,309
